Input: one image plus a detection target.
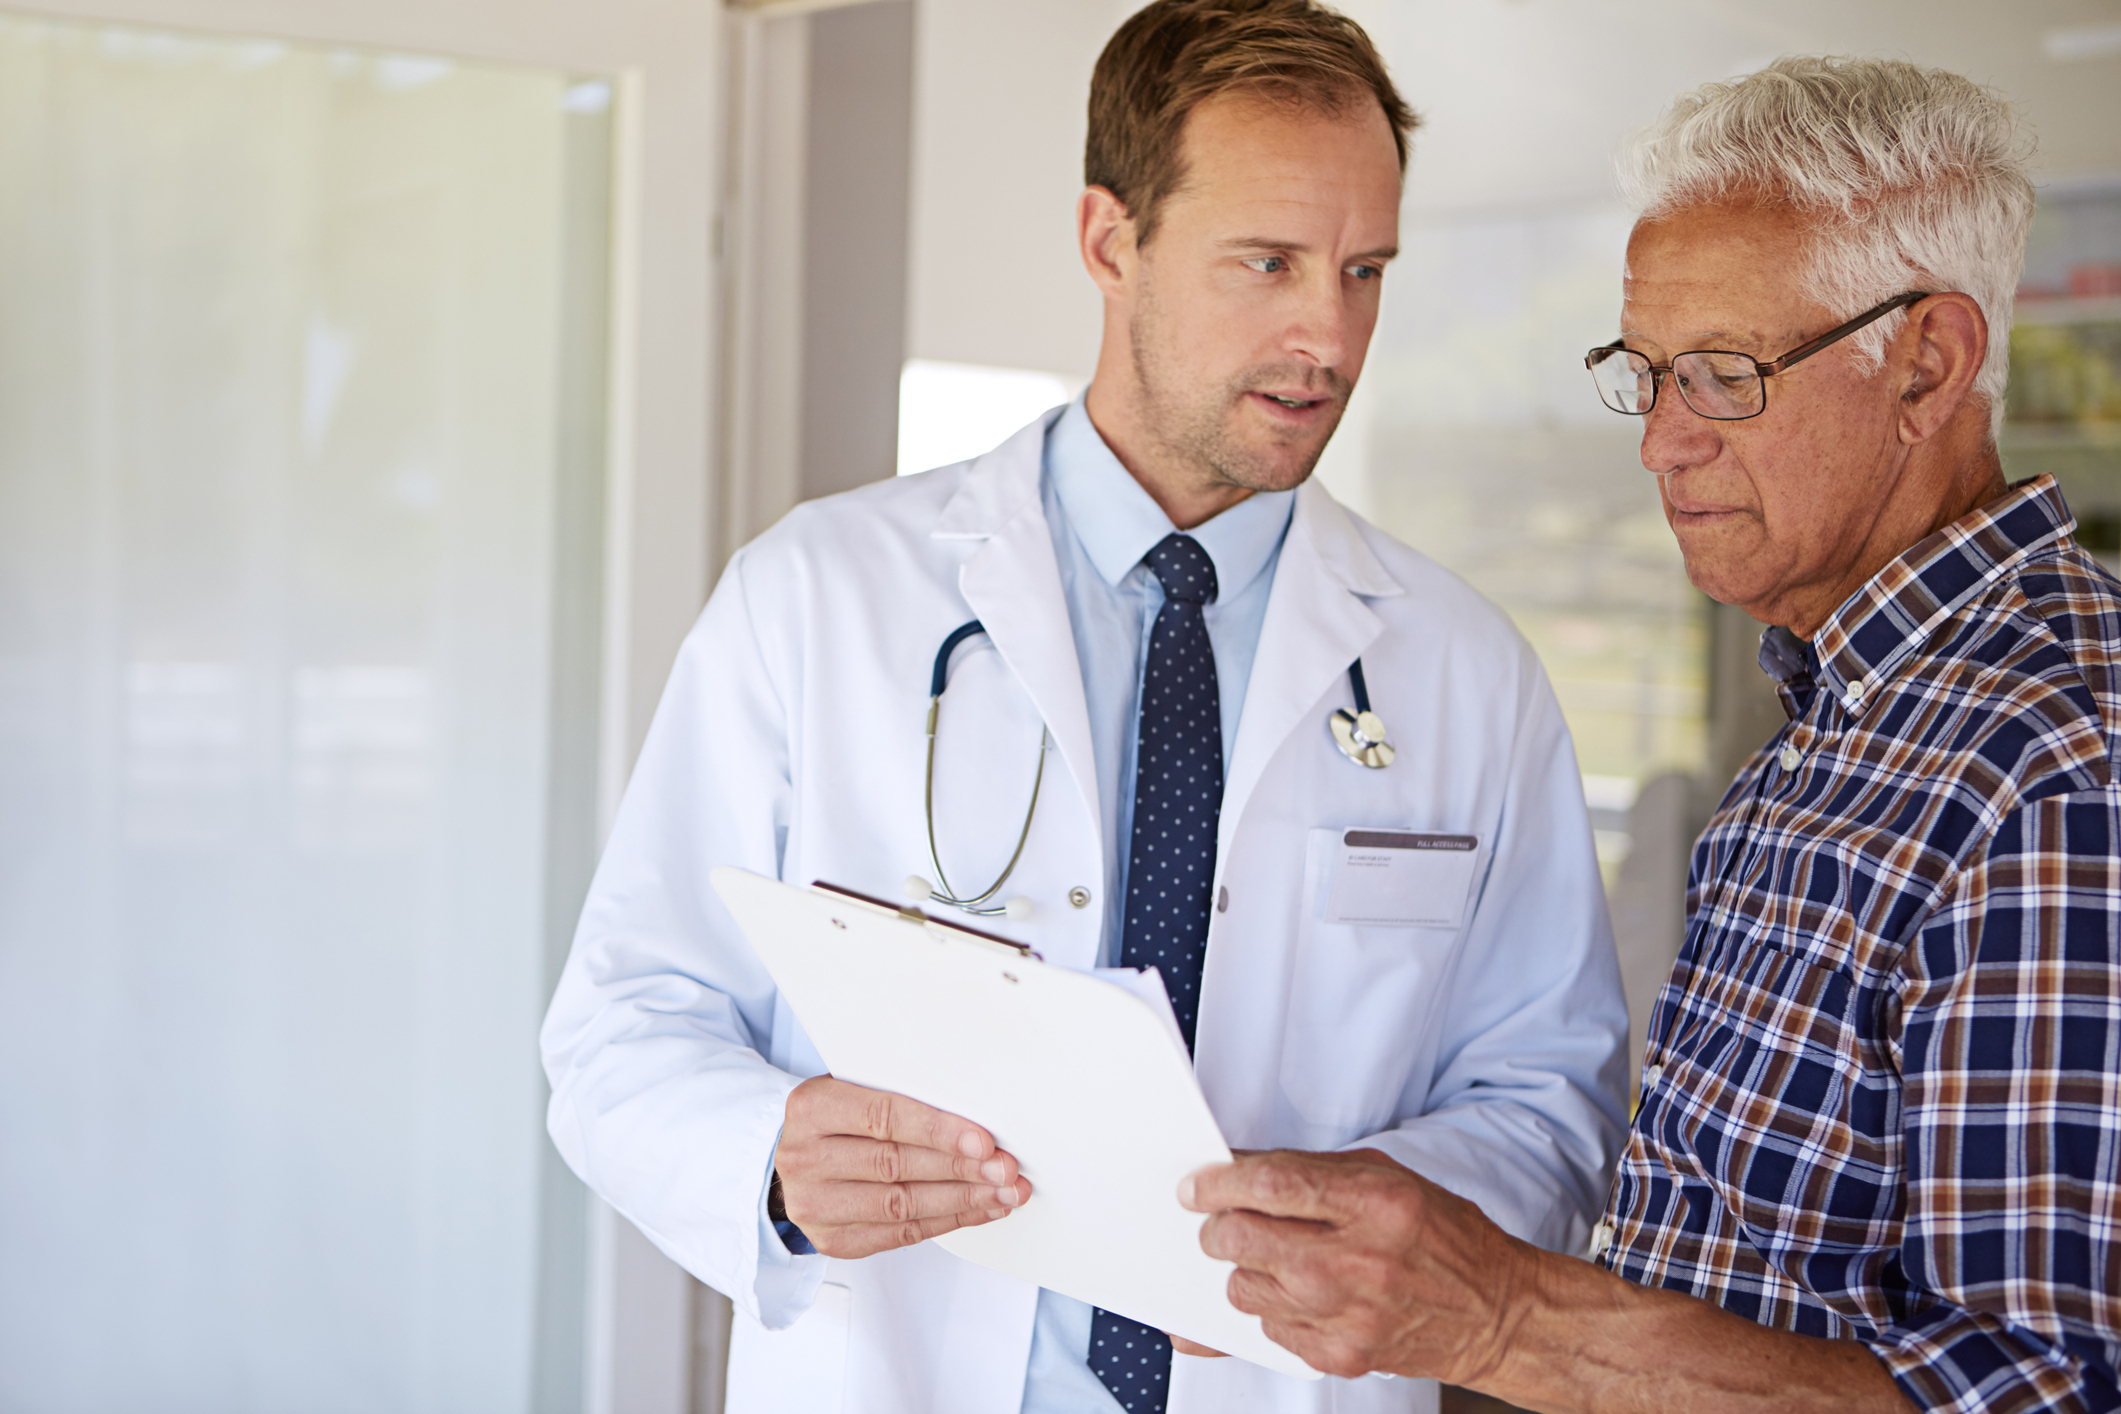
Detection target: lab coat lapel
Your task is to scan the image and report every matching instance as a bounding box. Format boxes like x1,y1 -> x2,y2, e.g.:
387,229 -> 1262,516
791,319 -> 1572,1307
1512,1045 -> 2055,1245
938,413 -> 1104,873
1218,481 -> 1403,864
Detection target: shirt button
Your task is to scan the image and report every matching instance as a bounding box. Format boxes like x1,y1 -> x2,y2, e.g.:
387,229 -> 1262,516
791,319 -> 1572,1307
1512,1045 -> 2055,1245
1842,683 -> 1862,710
1068,886 -> 1091,910
1644,1063 -> 1664,1090
1778,745 -> 1802,772
1588,1219 -> 1614,1260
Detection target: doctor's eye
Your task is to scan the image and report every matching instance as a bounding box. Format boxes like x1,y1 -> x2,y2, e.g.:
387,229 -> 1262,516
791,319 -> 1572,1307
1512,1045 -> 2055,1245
1241,255 -> 1288,275
1346,263 -> 1383,282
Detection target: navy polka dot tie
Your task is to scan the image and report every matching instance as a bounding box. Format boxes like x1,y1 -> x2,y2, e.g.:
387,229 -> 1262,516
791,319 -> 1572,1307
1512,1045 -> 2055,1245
1091,533 -> 1222,1414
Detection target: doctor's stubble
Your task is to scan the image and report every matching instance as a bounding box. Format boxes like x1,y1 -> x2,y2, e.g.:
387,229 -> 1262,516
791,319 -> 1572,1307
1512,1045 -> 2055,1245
1125,265 -> 1353,498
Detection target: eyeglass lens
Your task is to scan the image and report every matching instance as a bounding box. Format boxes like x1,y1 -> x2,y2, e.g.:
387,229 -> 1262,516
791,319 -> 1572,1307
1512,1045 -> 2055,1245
1588,347 -> 1767,420
1589,348 -> 1654,414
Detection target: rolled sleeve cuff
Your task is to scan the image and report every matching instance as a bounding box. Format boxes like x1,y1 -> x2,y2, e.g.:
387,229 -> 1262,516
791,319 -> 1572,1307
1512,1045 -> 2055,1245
1343,1119 -> 1602,1256
1869,1306 -> 2121,1414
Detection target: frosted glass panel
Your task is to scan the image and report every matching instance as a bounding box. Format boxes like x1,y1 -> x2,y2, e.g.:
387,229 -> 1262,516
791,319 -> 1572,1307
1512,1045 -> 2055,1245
0,15 -> 610,1413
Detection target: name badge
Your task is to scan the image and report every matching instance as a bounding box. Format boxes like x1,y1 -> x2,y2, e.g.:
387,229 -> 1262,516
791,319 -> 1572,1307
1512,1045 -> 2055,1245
1321,828 -> 1480,928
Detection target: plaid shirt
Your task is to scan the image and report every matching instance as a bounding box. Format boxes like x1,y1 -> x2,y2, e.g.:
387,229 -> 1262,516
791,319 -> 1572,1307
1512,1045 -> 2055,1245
1599,475 -> 2121,1413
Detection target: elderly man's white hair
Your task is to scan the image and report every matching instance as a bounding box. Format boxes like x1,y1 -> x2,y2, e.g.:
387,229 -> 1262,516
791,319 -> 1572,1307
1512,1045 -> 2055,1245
1620,56 -> 2034,441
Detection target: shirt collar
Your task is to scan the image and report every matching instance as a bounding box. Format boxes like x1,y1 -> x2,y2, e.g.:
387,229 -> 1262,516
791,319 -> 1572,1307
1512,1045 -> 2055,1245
1046,393 -> 1294,602
1790,474 -> 2075,720
1756,625 -> 1821,722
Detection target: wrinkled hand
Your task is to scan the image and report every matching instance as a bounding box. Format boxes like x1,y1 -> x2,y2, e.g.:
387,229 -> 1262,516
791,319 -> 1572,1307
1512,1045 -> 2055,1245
773,1075 -> 1032,1259
1179,1148 -> 1527,1383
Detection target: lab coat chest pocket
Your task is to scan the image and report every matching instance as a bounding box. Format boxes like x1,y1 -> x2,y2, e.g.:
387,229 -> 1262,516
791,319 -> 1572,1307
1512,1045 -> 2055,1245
1278,828 -> 1468,1136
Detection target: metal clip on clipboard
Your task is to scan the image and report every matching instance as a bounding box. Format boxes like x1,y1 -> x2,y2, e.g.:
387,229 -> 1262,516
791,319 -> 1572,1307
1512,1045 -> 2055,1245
808,880 -> 1042,960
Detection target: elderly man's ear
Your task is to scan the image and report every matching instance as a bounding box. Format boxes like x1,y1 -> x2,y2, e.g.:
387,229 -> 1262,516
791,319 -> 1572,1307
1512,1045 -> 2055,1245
1897,293 -> 1989,444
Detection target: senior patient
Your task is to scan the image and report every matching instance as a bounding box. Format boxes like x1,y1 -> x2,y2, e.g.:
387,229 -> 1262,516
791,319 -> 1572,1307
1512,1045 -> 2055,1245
1180,56 -> 2121,1413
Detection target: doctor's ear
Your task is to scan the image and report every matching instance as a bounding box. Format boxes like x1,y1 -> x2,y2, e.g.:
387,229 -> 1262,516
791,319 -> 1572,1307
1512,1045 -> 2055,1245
1078,185 -> 1138,297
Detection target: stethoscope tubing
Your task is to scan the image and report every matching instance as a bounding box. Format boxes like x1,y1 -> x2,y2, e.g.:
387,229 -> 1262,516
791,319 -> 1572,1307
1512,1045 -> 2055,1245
1348,657 -> 1375,716
921,618 -> 1392,918
924,621 -> 1047,915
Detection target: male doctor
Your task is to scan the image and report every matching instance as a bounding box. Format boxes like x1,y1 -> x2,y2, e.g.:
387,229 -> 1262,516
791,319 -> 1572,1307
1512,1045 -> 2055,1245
541,2 -> 1627,1411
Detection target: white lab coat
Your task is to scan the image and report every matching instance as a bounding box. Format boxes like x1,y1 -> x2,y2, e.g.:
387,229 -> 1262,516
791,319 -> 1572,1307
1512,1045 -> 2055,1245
542,410 -> 1628,1414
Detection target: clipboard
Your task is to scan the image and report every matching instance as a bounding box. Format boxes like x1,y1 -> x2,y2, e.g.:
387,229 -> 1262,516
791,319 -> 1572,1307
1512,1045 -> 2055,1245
709,866 -> 1318,1380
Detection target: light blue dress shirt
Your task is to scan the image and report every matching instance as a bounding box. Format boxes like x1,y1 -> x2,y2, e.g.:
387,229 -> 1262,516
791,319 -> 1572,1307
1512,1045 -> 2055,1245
1020,397 -> 1294,1413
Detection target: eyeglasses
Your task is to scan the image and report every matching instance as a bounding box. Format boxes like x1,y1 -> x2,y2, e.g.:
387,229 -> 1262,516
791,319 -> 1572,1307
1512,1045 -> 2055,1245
1585,291 -> 1931,421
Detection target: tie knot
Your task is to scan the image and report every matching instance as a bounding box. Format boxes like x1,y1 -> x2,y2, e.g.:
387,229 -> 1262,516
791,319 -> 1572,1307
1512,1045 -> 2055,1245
1144,533 -> 1217,606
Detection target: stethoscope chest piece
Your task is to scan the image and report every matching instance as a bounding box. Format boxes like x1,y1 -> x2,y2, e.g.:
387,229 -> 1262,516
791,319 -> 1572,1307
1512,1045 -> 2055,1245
1330,707 -> 1395,768
1329,659 -> 1395,769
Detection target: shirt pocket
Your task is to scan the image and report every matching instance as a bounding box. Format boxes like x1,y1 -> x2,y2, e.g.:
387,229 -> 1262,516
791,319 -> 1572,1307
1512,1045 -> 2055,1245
1652,943 -> 1897,1261
1277,828 -> 1462,1138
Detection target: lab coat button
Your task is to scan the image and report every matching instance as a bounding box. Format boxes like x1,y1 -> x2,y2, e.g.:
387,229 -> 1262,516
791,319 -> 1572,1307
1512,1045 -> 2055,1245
1216,885 -> 1228,913
1778,745 -> 1802,772
1068,886 -> 1091,910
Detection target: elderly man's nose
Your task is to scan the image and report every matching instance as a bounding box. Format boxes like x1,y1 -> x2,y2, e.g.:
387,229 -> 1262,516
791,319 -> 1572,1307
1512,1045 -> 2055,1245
1639,393 -> 1721,476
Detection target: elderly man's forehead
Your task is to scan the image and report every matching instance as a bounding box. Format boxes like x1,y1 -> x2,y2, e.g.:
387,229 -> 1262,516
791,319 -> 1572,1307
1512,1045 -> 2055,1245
1620,278 -> 1777,350
1626,200 -> 1803,271
1621,202 -> 1816,346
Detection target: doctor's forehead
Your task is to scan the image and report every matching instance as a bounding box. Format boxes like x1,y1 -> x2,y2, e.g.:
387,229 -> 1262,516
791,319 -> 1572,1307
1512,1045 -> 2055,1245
1161,92 -> 1401,237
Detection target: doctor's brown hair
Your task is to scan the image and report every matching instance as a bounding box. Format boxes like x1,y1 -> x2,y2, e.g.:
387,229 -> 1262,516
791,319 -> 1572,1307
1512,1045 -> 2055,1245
1086,0 -> 1417,246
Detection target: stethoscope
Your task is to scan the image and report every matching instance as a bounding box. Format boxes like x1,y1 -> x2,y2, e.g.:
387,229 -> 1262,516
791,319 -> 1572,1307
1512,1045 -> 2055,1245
1328,659 -> 1396,769
908,619 -> 1395,919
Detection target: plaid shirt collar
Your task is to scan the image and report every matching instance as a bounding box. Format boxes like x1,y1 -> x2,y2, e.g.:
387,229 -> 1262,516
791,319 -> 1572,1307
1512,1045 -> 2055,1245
1757,475 -> 2076,716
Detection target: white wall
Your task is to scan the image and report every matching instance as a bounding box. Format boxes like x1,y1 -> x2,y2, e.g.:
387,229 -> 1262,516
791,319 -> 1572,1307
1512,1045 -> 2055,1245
905,0 -> 1137,382
903,0 -> 2121,377
1379,0 -> 2121,222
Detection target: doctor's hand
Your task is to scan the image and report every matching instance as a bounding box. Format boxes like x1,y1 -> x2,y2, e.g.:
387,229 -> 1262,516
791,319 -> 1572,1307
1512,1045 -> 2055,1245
1178,1148 -> 1524,1384
773,1075 -> 1033,1260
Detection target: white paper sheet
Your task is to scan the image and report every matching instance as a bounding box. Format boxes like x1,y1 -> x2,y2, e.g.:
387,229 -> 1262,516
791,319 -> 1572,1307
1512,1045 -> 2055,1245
709,867 -> 1318,1380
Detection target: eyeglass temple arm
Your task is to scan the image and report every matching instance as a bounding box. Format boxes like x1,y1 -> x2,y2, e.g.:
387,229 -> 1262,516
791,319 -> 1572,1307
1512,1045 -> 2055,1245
1756,292 -> 1931,377
1585,293 -> 1932,376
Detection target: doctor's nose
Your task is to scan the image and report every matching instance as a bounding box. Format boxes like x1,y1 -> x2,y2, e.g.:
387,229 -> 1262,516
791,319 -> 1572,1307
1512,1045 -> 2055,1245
1281,276 -> 1357,372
